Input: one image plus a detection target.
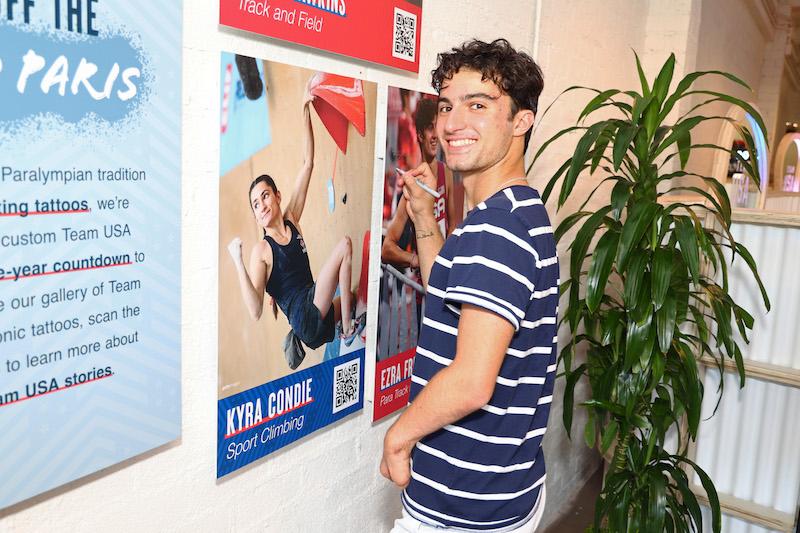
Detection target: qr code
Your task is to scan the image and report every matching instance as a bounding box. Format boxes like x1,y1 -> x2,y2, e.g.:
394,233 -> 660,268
332,358 -> 360,413
392,7 -> 417,62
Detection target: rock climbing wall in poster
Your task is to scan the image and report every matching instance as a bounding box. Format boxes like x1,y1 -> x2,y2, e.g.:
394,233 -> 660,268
217,54 -> 374,477
219,0 -> 422,73
0,1 -> 182,508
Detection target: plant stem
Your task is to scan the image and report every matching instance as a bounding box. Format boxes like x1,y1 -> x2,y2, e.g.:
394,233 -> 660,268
612,430 -> 632,473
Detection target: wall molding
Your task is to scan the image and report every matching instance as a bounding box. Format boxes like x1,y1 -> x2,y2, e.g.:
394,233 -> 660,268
745,0 -> 780,38
692,485 -> 795,532
699,354 -> 800,388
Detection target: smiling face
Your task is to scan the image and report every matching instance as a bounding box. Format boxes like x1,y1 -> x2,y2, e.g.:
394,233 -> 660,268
418,124 -> 438,162
250,180 -> 281,229
436,68 -> 518,174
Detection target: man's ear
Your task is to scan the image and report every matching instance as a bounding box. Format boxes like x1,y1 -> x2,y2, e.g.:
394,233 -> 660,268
512,109 -> 535,139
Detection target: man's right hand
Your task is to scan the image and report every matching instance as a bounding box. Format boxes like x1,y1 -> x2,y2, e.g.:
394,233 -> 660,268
399,163 -> 437,227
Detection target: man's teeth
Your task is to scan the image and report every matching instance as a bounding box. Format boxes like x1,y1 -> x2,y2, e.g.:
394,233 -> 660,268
449,139 -> 476,147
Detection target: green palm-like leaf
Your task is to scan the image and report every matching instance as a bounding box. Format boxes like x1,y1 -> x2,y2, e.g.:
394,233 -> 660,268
659,69 -> 751,123
611,180 -> 631,220
601,419 -> 619,454
634,50 -> 650,95
532,125 -> 585,163
617,202 -> 661,272
541,157 -> 572,204
578,89 -> 622,123
631,93 -> 654,125
651,247 -> 672,310
587,230 -> 620,313
625,313 -> 653,370
624,252 -> 649,307
647,472 -> 667,533
554,211 -> 592,243
563,363 -> 587,438
613,123 -> 638,170
591,123 -> 618,173
674,217 -> 700,284
680,457 -> 722,533
656,295 -> 677,354
676,129 -> 691,169
672,467 -> 703,532
684,90 -> 769,150
734,344 -> 746,388
584,412 -> 597,448
644,54 -> 675,139
561,122 -> 607,206
569,206 -> 614,281
733,242 -> 770,310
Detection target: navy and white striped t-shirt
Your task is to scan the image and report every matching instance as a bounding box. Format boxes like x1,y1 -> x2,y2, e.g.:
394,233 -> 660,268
403,185 -> 559,531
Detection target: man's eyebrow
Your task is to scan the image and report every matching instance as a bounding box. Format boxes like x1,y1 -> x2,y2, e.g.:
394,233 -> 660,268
437,93 -> 501,106
462,92 -> 500,102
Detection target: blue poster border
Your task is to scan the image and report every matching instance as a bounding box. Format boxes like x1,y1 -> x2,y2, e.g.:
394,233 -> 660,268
217,349 -> 365,477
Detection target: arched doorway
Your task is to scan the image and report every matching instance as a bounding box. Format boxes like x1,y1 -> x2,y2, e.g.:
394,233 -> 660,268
709,103 -> 769,209
771,132 -> 800,192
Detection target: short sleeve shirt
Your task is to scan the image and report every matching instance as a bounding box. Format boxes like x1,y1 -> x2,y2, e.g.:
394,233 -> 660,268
403,185 -> 559,531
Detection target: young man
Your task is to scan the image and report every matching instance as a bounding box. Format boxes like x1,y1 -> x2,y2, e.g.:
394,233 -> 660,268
380,39 -> 558,532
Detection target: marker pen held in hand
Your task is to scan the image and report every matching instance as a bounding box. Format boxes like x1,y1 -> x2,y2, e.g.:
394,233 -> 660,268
395,167 -> 441,199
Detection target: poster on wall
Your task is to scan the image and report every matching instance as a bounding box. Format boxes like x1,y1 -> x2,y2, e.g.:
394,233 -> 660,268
217,53 -> 374,477
0,1 -> 182,508
373,87 -> 464,421
219,0 -> 422,73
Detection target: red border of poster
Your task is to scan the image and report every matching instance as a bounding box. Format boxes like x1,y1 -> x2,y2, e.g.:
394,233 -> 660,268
220,0 -> 422,73
373,348 -> 415,420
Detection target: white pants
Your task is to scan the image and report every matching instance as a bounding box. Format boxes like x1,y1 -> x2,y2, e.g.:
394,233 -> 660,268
391,486 -> 546,533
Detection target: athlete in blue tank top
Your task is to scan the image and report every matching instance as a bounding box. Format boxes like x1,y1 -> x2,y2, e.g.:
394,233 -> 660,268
227,80 -> 355,361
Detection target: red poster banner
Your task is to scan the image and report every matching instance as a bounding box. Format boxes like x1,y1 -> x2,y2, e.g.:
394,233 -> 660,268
373,347 -> 415,420
220,0 -> 422,73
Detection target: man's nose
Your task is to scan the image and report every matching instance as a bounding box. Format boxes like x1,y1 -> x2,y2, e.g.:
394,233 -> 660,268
442,107 -> 466,133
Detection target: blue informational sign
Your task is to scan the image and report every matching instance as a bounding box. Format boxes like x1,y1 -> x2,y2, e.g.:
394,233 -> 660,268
219,52 -> 272,176
0,2 -> 181,508
217,349 -> 364,477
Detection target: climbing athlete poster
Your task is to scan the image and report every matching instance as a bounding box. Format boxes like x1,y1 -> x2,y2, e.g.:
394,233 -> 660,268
219,0 -> 422,73
0,1 -> 182,508
217,54 -> 373,477
374,87 -> 464,421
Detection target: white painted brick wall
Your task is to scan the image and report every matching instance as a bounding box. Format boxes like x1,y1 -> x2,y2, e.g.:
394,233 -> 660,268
0,1 -> 536,532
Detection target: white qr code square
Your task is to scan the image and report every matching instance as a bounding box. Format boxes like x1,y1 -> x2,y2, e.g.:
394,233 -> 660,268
332,358 -> 360,414
392,7 -> 417,62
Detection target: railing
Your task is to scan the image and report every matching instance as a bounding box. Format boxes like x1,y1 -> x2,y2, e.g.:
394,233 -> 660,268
377,263 -> 425,362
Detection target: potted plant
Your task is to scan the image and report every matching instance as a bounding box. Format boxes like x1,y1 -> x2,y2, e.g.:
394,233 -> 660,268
531,53 -> 771,531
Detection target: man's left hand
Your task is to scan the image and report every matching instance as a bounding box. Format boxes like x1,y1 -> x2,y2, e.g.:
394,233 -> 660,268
380,426 -> 414,488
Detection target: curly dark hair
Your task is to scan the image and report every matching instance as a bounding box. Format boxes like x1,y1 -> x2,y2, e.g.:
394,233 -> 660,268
414,97 -> 438,135
431,39 -> 543,150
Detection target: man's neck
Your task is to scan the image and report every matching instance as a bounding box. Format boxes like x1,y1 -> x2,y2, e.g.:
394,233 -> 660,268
462,159 -> 527,208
